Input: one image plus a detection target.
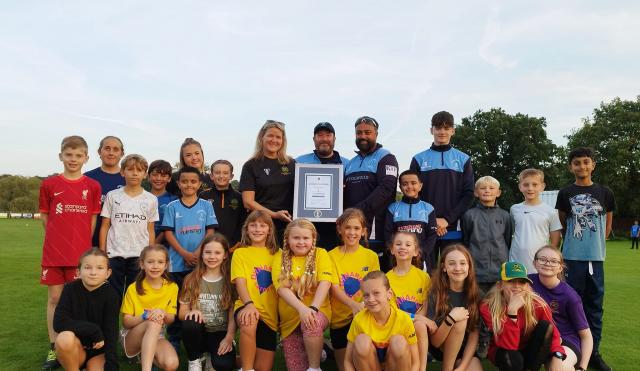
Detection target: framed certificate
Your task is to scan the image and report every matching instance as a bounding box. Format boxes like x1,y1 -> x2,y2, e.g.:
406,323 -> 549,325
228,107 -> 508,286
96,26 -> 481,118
293,163 -> 343,222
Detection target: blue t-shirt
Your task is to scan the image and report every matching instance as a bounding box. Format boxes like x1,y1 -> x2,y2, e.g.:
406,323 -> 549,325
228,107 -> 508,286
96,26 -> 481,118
84,167 -> 125,246
155,192 -> 178,236
555,183 -> 615,261
161,198 -> 218,272
631,224 -> 640,238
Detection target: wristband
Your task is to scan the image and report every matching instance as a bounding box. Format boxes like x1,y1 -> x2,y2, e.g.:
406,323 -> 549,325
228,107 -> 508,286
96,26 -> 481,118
446,313 -> 456,323
141,309 -> 149,321
243,300 -> 254,307
575,367 -> 586,371
444,318 -> 453,326
309,305 -> 319,313
507,313 -> 518,319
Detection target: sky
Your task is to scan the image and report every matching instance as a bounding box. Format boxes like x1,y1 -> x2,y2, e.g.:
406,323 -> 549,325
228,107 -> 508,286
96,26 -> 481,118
1,1 -> 639,177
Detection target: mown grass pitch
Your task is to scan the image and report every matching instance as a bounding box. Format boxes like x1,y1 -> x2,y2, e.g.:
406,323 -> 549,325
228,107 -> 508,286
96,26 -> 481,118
1,219 -> 637,370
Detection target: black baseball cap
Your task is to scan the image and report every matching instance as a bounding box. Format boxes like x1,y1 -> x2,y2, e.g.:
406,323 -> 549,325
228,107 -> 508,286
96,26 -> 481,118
314,122 -> 335,134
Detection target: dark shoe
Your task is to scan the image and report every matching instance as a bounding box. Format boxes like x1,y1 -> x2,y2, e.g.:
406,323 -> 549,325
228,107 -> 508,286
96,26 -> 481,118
42,349 -> 60,370
589,352 -> 612,371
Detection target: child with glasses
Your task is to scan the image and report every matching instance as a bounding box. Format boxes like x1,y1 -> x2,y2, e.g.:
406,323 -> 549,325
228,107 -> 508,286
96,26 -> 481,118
529,246 -> 592,371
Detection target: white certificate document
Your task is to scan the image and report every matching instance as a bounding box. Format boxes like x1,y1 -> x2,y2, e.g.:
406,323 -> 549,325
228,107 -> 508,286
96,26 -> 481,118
304,174 -> 333,210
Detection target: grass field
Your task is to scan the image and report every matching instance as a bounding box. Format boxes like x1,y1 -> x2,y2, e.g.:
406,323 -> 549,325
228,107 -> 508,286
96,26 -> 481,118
1,218 -> 638,370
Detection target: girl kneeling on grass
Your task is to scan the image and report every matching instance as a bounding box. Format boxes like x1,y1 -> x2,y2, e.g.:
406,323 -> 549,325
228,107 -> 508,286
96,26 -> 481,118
480,261 -> 566,371
530,246 -> 592,371
426,244 -> 483,371
179,233 -> 236,371
386,231 -> 431,371
53,248 -> 120,371
272,219 -> 335,371
328,208 -> 380,371
344,270 -> 419,371
120,244 -> 179,371
231,210 -> 279,371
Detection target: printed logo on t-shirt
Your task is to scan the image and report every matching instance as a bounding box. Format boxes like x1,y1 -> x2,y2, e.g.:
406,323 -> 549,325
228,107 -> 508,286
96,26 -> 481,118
264,168 -> 271,175
54,202 -> 88,214
569,193 -> 603,240
230,198 -> 240,210
420,160 -> 431,170
252,265 -> 273,293
82,189 -> 88,200
397,296 -> 420,314
178,225 -> 203,235
54,191 -> 64,196
549,299 -> 559,314
397,224 -> 423,234
197,209 -> 207,222
385,165 -> 398,176
341,273 -> 362,297
55,203 -> 63,214
281,166 -> 290,176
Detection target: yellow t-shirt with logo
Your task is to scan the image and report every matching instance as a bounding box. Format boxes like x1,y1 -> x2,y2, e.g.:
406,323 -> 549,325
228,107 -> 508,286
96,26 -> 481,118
230,246 -> 278,331
347,305 -> 417,351
386,266 -> 431,315
272,247 -> 336,338
121,279 -> 178,316
328,245 -> 380,329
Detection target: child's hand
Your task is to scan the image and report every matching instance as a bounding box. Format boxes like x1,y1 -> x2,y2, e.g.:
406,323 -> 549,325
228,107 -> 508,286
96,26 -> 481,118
436,218 -> 449,236
424,318 -> 438,334
238,304 -> 260,326
183,252 -> 199,267
217,335 -> 234,355
299,307 -> 318,331
350,302 -> 365,315
92,341 -> 104,349
185,309 -> 204,323
147,309 -> 166,324
448,307 -> 469,322
507,292 -> 525,315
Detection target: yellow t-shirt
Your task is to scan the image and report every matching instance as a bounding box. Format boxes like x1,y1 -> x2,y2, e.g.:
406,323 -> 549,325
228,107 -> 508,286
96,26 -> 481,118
328,245 -> 380,329
121,279 -> 178,316
347,305 -> 417,352
230,246 -> 278,331
272,248 -> 336,339
386,266 -> 431,315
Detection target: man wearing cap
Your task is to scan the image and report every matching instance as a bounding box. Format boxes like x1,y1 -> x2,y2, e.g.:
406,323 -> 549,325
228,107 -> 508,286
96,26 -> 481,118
296,122 -> 349,249
344,116 -> 399,270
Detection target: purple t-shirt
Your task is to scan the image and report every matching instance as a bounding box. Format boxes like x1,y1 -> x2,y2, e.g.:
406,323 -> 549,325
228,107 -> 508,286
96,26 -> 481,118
529,274 -> 589,350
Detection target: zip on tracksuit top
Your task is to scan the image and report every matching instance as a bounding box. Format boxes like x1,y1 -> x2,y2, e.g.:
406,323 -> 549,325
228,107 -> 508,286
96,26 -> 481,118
384,196 -> 437,261
410,143 -> 475,240
344,144 -> 398,243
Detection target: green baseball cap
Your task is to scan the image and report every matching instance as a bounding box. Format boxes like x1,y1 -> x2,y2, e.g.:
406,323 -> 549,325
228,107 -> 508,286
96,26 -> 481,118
500,262 -> 533,284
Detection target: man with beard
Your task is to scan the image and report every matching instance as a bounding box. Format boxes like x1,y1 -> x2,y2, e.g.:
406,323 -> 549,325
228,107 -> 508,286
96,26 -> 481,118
344,116 -> 399,271
296,122 -> 349,250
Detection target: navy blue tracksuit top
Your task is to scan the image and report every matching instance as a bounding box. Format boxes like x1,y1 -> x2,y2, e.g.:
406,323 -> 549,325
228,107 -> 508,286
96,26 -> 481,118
344,144 -> 398,242
385,196 -> 437,260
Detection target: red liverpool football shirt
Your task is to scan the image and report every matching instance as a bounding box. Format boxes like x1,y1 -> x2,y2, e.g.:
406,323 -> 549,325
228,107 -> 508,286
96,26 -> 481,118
39,175 -> 102,266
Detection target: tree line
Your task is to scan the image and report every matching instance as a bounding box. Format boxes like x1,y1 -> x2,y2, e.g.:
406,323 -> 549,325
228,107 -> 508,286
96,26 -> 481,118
1,97 -> 638,218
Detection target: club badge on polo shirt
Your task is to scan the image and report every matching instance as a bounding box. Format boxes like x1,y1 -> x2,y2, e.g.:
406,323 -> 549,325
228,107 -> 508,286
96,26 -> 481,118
281,166 -> 290,176
264,168 -> 271,175
230,198 -> 240,210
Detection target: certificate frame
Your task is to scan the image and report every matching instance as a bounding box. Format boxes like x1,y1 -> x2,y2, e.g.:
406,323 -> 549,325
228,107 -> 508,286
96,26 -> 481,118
293,163 -> 343,222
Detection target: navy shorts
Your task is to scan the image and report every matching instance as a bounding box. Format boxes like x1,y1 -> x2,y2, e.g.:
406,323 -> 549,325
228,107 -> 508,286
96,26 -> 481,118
234,307 -> 277,351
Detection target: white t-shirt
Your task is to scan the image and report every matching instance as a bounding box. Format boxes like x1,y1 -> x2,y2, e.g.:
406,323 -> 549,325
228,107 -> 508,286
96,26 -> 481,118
101,188 -> 159,258
509,202 -> 562,273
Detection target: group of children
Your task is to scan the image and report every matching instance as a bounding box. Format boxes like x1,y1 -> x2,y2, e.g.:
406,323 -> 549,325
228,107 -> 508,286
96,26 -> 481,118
39,132 -> 615,371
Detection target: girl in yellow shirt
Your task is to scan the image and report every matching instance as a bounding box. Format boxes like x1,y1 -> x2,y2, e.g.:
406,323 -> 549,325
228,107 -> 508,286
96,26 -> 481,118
272,219 -> 335,371
386,231 -> 431,371
345,270 -> 419,371
329,208 -> 380,371
120,244 -> 179,371
230,210 -> 279,371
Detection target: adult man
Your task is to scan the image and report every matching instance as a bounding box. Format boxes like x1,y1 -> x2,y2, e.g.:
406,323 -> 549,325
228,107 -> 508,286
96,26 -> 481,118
296,122 -> 349,250
410,111 -> 475,269
344,116 -> 399,270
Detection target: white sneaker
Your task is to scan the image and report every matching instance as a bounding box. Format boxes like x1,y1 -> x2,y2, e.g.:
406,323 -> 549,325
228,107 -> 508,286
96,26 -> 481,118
188,359 -> 203,371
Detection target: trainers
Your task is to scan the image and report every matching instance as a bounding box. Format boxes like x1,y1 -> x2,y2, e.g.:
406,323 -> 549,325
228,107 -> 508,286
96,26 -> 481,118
42,349 -> 60,370
188,359 -> 203,371
589,352 -> 612,371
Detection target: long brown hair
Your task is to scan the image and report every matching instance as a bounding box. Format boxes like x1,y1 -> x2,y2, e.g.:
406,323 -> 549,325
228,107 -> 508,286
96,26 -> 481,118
239,210 -> 279,254
430,243 -> 480,332
279,219 -> 318,298
179,137 -> 205,172
180,233 -> 233,310
135,244 -> 172,295
336,208 -> 369,248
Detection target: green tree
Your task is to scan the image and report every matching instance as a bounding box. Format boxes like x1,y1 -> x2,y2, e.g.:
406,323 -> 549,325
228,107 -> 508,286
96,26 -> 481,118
0,176 -> 41,212
452,108 -> 567,209
566,96 -> 640,218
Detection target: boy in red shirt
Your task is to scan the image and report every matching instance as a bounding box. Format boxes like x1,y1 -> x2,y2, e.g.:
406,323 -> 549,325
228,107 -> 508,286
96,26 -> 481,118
39,135 -> 102,369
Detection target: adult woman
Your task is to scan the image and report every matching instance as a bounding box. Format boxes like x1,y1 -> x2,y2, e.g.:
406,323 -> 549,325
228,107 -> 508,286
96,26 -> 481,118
239,120 -> 295,243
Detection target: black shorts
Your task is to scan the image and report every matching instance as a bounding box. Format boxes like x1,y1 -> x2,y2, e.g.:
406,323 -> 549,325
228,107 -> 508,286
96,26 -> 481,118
561,339 -> 581,362
429,336 -> 467,362
234,308 -> 277,352
81,347 -> 104,368
330,322 -> 352,350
